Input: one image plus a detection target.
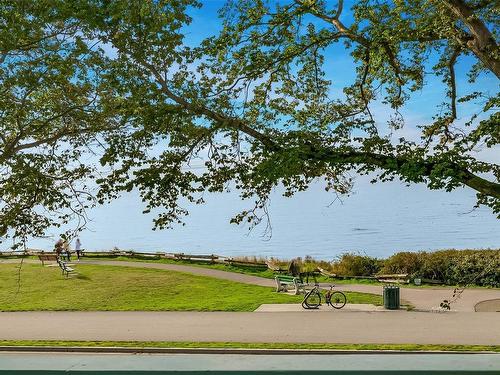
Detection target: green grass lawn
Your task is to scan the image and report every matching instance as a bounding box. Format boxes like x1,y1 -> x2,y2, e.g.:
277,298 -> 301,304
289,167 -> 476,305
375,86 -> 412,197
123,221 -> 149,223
79,254 -> 382,284
83,254 -> 278,278
0,263 -> 382,311
78,254 -> 497,289
4,254 -> 496,288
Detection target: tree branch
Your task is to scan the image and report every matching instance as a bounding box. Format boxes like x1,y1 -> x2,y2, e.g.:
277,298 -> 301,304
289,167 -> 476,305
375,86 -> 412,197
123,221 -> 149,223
295,0 -> 369,46
0,127 -> 97,164
448,47 -> 461,121
314,148 -> 500,199
443,0 -> 500,77
137,58 -> 280,152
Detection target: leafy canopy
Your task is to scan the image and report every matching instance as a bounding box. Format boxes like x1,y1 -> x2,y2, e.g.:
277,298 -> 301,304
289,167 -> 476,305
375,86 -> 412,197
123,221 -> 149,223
0,0 -> 499,245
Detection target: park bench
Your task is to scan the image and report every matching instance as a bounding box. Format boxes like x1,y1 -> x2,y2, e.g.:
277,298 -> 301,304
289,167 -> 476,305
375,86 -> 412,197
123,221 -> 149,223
223,258 -> 267,267
317,267 -> 337,278
38,253 -> 58,266
376,273 -> 409,284
265,260 -> 287,273
56,258 -> 76,278
173,253 -> 219,263
275,275 -> 305,295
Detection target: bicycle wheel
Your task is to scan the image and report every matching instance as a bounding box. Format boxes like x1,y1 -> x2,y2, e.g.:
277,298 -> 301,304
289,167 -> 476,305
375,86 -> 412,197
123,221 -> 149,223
328,291 -> 347,309
304,291 -> 322,309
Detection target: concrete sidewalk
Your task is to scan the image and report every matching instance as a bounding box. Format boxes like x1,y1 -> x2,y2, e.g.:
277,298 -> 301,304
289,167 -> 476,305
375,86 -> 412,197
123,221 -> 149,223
1,352 -> 499,373
1,311 -> 498,345
254,303 -> 388,312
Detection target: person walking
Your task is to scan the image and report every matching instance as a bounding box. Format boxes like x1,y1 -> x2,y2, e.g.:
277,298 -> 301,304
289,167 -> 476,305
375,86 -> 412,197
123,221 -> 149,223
75,238 -> 82,260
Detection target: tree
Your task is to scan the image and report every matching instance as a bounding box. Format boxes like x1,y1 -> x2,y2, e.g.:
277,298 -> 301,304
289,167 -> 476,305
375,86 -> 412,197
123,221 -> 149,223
94,0 -> 500,230
0,0 -> 198,245
0,1 -> 119,245
1,0 -> 498,245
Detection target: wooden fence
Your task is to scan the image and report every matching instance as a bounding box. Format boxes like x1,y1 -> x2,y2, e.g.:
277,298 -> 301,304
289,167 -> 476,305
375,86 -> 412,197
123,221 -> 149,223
0,248 -> 268,267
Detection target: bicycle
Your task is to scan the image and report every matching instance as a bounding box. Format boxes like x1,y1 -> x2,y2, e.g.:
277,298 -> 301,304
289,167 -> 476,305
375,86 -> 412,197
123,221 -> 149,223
301,284 -> 347,310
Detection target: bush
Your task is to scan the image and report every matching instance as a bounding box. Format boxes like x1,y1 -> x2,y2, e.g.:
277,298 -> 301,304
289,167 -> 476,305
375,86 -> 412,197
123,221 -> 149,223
381,251 -> 426,275
444,251 -> 499,287
383,249 -> 500,287
267,249 -> 499,287
331,253 -> 383,276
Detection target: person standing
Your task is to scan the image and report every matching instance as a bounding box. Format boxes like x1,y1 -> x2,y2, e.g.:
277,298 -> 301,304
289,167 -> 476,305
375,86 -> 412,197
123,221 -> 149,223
54,239 -> 64,259
63,240 -> 71,261
75,238 -> 82,261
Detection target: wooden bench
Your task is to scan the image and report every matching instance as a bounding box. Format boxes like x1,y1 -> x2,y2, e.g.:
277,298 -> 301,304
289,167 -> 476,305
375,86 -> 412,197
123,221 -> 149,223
38,253 -> 58,266
318,267 -> 337,278
224,258 -> 267,267
275,275 -> 304,295
266,260 -> 287,273
376,273 -> 409,284
56,258 -> 76,278
173,253 -> 218,263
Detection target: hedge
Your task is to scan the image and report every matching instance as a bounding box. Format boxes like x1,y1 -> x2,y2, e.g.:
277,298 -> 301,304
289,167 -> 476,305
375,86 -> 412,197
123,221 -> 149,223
328,249 -> 499,287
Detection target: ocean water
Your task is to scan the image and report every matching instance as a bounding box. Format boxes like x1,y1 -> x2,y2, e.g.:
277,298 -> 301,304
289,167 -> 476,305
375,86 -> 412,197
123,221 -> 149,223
23,176 -> 499,260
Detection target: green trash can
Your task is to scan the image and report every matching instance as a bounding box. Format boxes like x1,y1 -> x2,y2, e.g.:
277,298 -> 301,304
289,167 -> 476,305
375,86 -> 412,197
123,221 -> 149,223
383,285 -> 400,310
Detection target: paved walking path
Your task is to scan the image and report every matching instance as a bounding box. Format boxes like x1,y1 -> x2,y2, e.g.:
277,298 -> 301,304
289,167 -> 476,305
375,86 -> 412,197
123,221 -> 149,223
2,258 -> 499,311
1,311 -> 499,345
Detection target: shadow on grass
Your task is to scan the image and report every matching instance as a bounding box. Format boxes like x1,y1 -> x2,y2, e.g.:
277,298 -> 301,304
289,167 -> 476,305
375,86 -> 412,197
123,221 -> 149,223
73,274 -> 91,280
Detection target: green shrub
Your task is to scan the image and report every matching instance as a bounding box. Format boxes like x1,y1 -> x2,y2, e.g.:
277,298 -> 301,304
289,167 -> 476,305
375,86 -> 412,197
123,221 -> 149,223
381,251 -> 425,275
444,251 -> 499,287
383,249 -> 499,287
331,253 -> 383,276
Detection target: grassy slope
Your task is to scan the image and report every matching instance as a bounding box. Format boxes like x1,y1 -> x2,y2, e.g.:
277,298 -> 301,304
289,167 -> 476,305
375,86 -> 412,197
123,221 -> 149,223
81,254 -> 350,284
84,254 -> 278,278
0,340 -> 497,352
80,255 -> 495,289
5,254 -> 495,288
0,263 -> 382,311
